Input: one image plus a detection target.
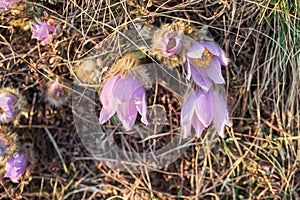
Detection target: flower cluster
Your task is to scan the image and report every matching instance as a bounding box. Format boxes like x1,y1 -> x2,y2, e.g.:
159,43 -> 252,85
155,22 -> 231,138
98,21 -> 231,138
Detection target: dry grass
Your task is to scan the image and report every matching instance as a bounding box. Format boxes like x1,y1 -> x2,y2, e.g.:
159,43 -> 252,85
0,0 -> 299,199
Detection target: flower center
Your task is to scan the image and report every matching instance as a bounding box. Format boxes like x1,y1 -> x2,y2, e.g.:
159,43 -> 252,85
0,107 -> 4,114
54,86 -> 65,98
193,48 -> 213,67
166,37 -> 176,50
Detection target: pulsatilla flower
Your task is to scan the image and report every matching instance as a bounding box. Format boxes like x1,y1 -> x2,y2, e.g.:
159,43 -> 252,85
181,90 -> 231,138
4,152 -> 26,183
99,74 -> 148,131
186,42 -> 228,91
0,92 -> 17,123
151,21 -> 186,67
0,0 -> 20,11
46,79 -> 70,108
0,88 -> 26,124
30,19 -> 56,45
160,33 -> 182,57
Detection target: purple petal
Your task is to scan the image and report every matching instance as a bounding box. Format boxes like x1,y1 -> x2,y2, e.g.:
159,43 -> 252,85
216,48 -> 228,66
211,92 -> 231,138
205,57 -> 225,84
117,99 -> 138,131
182,120 -> 192,138
99,103 -> 117,124
187,43 -> 205,58
200,42 -> 219,56
189,62 -> 212,91
191,114 -> 206,138
114,75 -> 143,102
46,23 -> 56,32
194,90 -> 212,127
0,96 -> 15,107
5,152 -> 26,183
133,88 -> 148,125
185,59 -> 192,80
100,75 -> 120,107
181,92 -> 196,126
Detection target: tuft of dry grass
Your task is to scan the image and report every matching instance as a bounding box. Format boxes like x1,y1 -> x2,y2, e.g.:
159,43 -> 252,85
0,0 -> 299,199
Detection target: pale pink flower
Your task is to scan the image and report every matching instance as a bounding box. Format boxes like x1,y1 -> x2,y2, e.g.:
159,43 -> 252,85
181,89 -> 230,138
30,19 -> 56,45
99,74 -> 148,131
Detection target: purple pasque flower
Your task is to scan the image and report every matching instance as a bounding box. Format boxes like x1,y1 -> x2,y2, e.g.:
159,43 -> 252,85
30,19 -> 56,45
0,92 -> 17,123
160,32 -> 182,56
181,89 -> 230,138
186,41 -> 228,91
99,74 -> 148,131
0,0 -> 20,11
4,152 -> 27,183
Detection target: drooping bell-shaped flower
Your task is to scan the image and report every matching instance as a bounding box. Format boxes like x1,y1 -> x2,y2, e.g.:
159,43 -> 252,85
4,152 -> 26,183
0,0 -> 20,11
99,74 -> 148,131
30,19 -> 56,45
181,90 -> 213,138
186,42 -> 228,91
181,89 -> 230,138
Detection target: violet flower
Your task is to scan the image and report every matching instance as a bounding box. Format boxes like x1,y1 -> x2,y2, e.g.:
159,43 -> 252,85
99,74 -> 148,131
186,42 -> 228,91
181,89 -> 230,138
160,33 -> 182,56
30,19 -> 56,45
4,152 -> 26,183
0,0 -> 20,11
0,92 -> 17,123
